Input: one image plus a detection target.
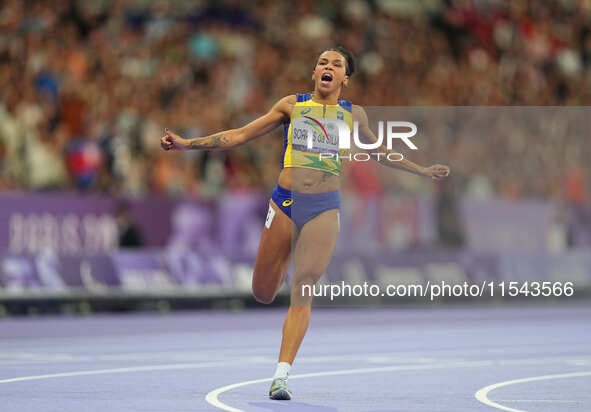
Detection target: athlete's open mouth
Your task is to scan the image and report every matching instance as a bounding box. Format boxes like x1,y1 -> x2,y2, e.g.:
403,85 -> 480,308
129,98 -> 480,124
321,72 -> 333,82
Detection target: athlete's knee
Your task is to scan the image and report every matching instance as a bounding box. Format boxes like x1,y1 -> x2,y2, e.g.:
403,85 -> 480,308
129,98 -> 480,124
293,271 -> 321,289
291,272 -> 321,303
251,282 -> 276,305
253,291 -> 276,305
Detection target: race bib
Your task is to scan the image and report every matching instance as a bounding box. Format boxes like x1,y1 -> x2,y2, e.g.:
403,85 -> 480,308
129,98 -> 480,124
265,204 -> 276,229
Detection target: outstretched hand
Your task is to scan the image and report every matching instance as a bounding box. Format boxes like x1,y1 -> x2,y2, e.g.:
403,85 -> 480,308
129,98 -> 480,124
424,164 -> 450,180
160,128 -> 188,151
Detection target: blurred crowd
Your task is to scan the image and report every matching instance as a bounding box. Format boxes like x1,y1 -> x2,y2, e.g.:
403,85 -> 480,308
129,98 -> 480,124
0,0 -> 590,204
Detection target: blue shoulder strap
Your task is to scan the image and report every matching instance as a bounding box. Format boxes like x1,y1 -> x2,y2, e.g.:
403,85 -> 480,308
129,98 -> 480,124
338,99 -> 352,113
297,93 -> 312,102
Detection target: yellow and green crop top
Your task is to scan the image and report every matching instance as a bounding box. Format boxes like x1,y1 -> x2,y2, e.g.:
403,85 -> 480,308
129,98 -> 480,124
282,93 -> 353,176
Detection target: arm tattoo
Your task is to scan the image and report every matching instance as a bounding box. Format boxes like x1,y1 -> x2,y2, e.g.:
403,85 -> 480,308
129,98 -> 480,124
188,133 -> 229,149
210,133 -> 229,146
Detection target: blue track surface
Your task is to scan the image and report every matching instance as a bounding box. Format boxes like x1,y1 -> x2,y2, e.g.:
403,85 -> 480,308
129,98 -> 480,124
1,304 -> 590,411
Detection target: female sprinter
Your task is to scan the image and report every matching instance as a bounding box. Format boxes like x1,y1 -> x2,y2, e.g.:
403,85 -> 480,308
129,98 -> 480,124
161,47 -> 450,400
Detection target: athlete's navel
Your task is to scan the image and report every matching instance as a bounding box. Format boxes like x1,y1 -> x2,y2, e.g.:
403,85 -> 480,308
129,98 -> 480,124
301,178 -> 314,189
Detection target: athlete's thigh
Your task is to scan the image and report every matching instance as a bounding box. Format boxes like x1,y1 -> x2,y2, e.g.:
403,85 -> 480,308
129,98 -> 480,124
291,209 -> 339,304
252,199 -> 296,294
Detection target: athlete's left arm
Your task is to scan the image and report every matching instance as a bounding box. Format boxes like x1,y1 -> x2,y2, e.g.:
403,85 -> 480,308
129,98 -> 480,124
351,105 -> 450,180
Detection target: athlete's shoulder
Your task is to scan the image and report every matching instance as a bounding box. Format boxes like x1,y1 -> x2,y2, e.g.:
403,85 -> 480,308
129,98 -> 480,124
351,104 -> 366,118
351,104 -> 370,127
280,94 -> 298,104
269,95 -> 298,120
275,94 -> 324,117
278,93 -> 314,104
275,94 -> 298,109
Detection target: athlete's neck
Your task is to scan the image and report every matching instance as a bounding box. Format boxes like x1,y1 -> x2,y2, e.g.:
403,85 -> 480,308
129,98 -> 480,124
310,90 -> 340,105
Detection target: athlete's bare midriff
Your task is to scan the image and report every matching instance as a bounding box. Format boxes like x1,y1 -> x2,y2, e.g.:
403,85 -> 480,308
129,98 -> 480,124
278,167 -> 339,193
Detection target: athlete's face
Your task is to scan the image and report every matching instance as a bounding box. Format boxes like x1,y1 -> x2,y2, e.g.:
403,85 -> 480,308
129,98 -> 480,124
312,51 -> 349,94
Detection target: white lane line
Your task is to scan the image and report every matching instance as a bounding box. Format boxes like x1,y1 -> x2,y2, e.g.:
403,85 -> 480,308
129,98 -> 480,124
207,358 -> 589,412
2,341 -> 589,366
206,377 -> 272,412
3,343 -> 590,367
205,361 -> 491,412
0,358 -> 269,384
474,370 -> 591,412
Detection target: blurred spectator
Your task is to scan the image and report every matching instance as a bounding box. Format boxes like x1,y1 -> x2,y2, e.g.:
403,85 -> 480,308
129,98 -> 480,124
0,140 -> 12,189
0,0 -> 589,204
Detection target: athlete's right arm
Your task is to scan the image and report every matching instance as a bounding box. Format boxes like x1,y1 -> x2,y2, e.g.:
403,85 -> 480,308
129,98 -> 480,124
160,95 -> 296,151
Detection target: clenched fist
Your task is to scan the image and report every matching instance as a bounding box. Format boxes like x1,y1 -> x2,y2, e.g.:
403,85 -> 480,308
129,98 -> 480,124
160,128 -> 189,151
423,164 -> 450,180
